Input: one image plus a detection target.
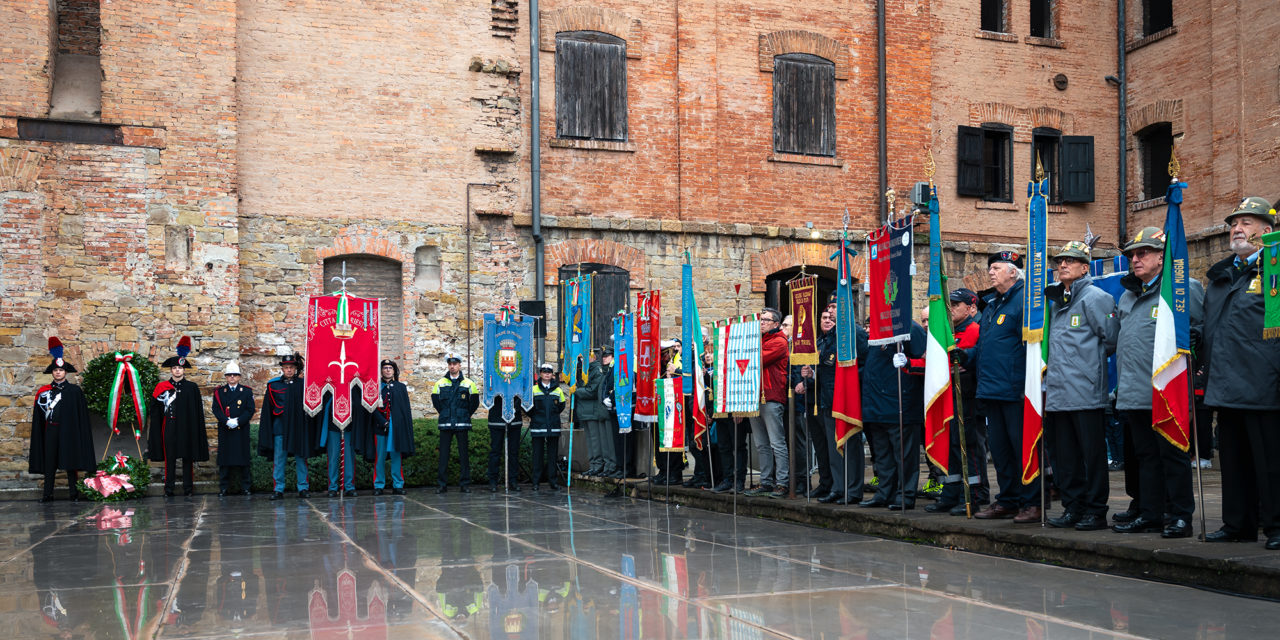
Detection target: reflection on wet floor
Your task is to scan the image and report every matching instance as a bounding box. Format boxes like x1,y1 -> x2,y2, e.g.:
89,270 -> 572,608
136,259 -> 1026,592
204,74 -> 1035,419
3,492 -> 1276,639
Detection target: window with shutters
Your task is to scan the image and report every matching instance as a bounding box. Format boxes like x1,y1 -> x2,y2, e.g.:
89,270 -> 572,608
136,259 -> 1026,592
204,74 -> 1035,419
772,53 -> 837,157
323,256 -> 405,362
1137,122 -> 1173,201
981,0 -> 1008,33
1031,129 -> 1061,204
956,124 -> 1012,202
1029,0 -> 1053,39
1060,135 -> 1095,203
1143,0 -> 1173,36
555,31 -> 627,142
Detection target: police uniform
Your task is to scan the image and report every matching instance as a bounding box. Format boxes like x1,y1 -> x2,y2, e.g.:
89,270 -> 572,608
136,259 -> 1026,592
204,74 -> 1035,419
212,361 -> 256,495
528,366 -> 568,490
431,356 -> 480,492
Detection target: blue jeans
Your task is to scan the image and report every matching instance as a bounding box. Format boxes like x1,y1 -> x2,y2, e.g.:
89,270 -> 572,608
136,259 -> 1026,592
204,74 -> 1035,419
326,430 -> 356,491
272,435 -> 309,492
372,435 -> 404,489
748,401 -> 788,486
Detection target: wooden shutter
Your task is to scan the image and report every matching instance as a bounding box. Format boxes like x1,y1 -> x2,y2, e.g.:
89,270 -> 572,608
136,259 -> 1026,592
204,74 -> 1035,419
555,32 -> 627,141
1061,135 -> 1095,203
773,54 -> 836,157
956,125 -> 984,196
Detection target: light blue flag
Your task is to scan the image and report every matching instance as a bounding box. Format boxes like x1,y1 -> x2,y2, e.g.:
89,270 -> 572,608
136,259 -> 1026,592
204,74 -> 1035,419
482,312 -> 536,422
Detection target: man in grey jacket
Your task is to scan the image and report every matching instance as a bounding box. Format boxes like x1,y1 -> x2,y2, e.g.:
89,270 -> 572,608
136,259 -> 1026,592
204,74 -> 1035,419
1044,240 -> 1118,531
1201,196 -> 1280,550
1112,227 -> 1204,538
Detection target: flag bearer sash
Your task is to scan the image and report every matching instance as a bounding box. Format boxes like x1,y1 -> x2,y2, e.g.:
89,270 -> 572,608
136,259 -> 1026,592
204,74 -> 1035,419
868,216 -> 915,345
711,315 -> 761,417
613,312 -> 635,434
304,293 -> 381,429
656,377 -> 686,451
561,274 -> 593,391
634,290 -> 660,424
482,312 -> 536,422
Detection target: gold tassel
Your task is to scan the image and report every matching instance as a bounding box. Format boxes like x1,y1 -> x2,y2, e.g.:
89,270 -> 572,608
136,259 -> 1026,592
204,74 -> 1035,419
1263,327 -> 1280,340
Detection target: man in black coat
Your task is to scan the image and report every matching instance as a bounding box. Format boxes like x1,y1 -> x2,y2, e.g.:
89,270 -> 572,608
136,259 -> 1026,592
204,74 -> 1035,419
149,337 -> 209,497
487,395 -> 524,492
369,359 -> 415,495
1200,197 -> 1280,550
212,361 -> 255,496
258,353 -> 318,499
29,337 -> 96,502
431,353 -> 481,493
575,349 -> 612,477
857,321 -> 926,511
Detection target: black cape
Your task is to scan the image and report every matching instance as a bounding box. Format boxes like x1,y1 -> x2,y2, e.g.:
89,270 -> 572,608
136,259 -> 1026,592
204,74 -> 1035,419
359,380 -> 416,460
28,381 -> 96,474
257,375 -> 319,459
148,378 -> 210,462
212,384 -> 256,467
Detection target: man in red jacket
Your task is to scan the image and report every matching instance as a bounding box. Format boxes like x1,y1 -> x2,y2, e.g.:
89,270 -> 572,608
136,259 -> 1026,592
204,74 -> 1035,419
746,307 -> 791,497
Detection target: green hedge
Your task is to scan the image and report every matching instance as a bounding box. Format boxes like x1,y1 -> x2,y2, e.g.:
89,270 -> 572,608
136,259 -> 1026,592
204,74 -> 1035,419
245,419 -> 536,491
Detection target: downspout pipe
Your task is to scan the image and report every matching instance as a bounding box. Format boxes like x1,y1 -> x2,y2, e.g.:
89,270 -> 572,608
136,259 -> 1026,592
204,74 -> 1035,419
530,0 -> 546,361
1116,0 -> 1128,243
876,0 -> 888,223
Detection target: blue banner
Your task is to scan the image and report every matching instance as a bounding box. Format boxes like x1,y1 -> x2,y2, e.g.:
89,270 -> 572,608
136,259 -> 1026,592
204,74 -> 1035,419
613,312 -> 635,434
1163,180 -> 1191,352
830,233 -> 859,365
1024,178 -> 1048,342
482,313 -> 536,422
561,273 -> 593,391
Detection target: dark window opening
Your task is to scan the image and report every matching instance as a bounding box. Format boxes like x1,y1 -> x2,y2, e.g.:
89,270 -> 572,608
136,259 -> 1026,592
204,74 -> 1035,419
1138,122 -> 1174,201
981,0 -> 1007,32
981,125 -> 1014,202
1031,128 -> 1061,204
51,0 -> 102,121
772,53 -> 837,157
764,266 -> 845,327
1144,0 -> 1173,36
322,256 -> 406,363
1030,0 -> 1053,38
555,31 -> 627,141
556,263 -> 630,382
17,118 -> 120,145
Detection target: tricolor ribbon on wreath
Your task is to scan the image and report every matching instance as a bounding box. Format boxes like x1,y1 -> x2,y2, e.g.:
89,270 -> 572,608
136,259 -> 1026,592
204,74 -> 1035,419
107,352 -> 146,438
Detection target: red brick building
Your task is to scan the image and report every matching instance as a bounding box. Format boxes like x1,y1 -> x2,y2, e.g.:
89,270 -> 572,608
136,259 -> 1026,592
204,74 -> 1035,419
0,0 -> 1274,484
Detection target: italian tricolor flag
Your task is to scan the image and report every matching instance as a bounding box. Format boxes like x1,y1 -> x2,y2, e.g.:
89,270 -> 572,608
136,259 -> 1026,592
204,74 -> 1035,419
656,377 -> 686,452
1152,181 -> 1191,450
923,186 -> 954,473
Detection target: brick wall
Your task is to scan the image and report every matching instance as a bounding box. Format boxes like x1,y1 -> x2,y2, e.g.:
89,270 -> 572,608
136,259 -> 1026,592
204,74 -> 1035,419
0,0 -> 55,118
56,0 -> 100,56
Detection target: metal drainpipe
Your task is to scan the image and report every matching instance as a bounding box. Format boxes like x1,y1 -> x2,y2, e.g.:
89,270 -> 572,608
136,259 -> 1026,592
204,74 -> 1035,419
530,0 -> 546,363
877,0 -> 888,223
1117,0 -> 1128,243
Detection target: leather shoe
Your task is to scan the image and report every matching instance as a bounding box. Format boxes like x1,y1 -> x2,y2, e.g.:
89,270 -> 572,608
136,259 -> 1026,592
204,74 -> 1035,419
1075,514 -> 1108,531
460,486 -> 471,494
817,493 -> 839,504
1204,529 -> 1256,543
1013,506 -> 1042,523
1266,536 -> 1280,550
974,504 -> 1017,519
1047,512 -> 1081,528
436,486 -> 448,494
242,490 -> 252,496
298,490 -> 309,499
924,501 -> 958,513
506,484 -> 520,493
1113,515 -> 1162,533
392,488 -> 406,495
711,481 -> 734,494
38,495 -> 54,503
1162,519 -> 1192,538
858,499 -> 887,508
345,489 -> 357,497
218,490 -> 228,497
1111,509 -> 1139,523
887,502 -> 914,511
373,488 -> 385,496
269,491 -> 285,500
328,490 -> 339,498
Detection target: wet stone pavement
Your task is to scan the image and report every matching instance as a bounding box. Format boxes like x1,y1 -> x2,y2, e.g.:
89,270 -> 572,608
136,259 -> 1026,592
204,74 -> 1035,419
4,492 -> 1278,639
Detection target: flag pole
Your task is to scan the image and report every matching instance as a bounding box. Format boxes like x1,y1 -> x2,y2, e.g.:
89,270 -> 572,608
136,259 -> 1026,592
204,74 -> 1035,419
887,188 -> 908,513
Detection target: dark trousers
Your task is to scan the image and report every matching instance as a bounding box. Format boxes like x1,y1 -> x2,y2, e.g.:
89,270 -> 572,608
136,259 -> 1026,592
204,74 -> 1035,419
653,428 -> 684,480
437,430 -> 471,487
1124,410 -> 1194,521
487,424 -> 521,486
718,418 -> 753,489
42,471 -> 80,499
864,421 -> 921,506
687,413 -> 710,480
1121,413 -> 1142,512
218,465 -> 251,492
613,428 -> 639,476
531,435 -> 560,486
824,414 -> 863,499
165,457 -> 195,494
1194,397 -> 1214,460
982,399 -> 1041,509
794,407 -> 833,495
1046,409 -> 1109,517
1216,409 -> 1280,537
938,410 -> 989,505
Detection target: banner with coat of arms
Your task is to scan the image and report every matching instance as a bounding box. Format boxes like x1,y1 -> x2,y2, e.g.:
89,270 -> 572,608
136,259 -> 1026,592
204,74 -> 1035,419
613,312 -> 635,434
561,274 -> 593,391
634,290 -> 661,424
304,293 -> 381,429
482,310 -> 537,422
867,216 -> 914,345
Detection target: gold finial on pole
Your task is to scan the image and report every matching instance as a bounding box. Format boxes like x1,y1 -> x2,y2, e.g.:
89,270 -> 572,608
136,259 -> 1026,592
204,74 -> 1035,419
1168,144 -> 1181,181
924,148 -> 936,188
1034,152 -> 1046,183
885,188 -> 897,218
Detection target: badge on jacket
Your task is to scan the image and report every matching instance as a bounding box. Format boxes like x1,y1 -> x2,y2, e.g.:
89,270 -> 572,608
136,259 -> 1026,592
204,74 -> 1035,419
1248,276 -> 1262,294
1150,306 -> 1158,319
1070,314 -> 1081,327
996,314 -> 1006,325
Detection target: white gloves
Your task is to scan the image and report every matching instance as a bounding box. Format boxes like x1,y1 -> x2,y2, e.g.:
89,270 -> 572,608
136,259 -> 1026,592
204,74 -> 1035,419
603,397 -> 614,409
892,353 -> 908,369
227,417 -> 239,429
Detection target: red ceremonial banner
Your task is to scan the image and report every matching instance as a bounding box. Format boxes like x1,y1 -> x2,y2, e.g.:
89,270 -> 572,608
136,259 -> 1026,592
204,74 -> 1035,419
789,275 -> 818,365
304,294 -> 381,429
634,290 -> 660,423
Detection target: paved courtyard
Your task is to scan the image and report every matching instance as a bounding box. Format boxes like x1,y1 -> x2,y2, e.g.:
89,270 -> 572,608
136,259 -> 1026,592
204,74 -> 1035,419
4,491 -> 1277,639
